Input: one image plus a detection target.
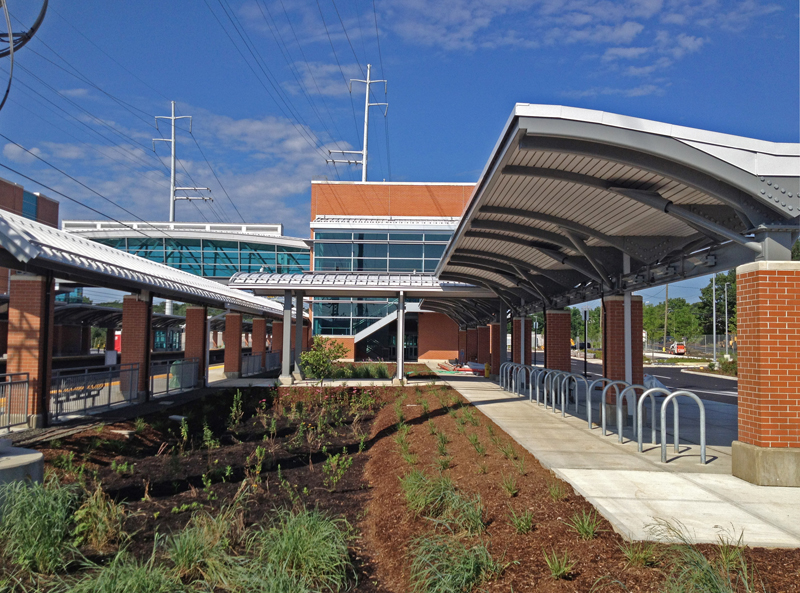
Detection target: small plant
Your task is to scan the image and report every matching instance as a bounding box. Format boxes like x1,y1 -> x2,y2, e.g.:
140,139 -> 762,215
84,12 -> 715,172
500,473 -> 519,497
466,433 -> 480,447
73,486 -> 127,552
477,463 -> 488,475
408,533 -> 503,593
498,442 -> 517,460
486,424 -> 495,438
179,417 -> 190,453
134,417 -> 147,434
245,446 -> 267,484
512,456 -> 526,476
52,451 -> 79,474
171,502 -> 203,514
508,507 -> 535,534
201,472 -> 217,501
300,336 -> 349,379
401,451 -> 419,465
473,442 -> 486,457
436,456 -> 452,471
619,541 -> 659,568
394,400 -> 405,425
322,448 -> 354,491
358,433 -> 368,453
202,420 -> 220,450
427,419 -> 437,435
67,547 -> 182,593
462,408 -> 480,427
227,389 -> 243,431
565,509 -> 602,540
543,548 -> 575,580
420,400 -> 430,416
547,479 -> 569,501
111,459 -> 134,475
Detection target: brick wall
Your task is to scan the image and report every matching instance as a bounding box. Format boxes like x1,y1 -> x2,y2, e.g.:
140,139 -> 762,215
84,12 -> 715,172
737,261 -> 800,448
417,312 -> 458,360
252,318 -> 267,367
185,306 -> 207,383
223,313 -> 242,375
545,310 -> 572,371
311,182 -> 474,219
466,328 -> 478,362
602,296 -> 643,387
477,325 -> 490,364
489,323 -> 501,376
121,294 -> 151,395
7,275 -> 54,418
458,329 -> 467,363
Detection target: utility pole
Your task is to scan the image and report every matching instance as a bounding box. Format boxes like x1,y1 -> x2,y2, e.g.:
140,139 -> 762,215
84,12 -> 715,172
153,101 -> 211,222
663,283 -> 669,352
725,282 -> 730,360
327,64 -> 387,182
712,276 -> 717,367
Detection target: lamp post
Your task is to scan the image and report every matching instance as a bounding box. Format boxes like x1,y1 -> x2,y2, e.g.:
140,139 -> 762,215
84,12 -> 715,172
724,282 -> 730,360
582,308 -> 588,377
712,275 -> 717,367
533,319 -> 539,367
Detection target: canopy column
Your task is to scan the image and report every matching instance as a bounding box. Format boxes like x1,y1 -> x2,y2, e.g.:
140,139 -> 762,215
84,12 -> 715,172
489,321 -> 501,379
544,309 -> 571,372
223,312 -> 242,379
602,296 -> 643,385
512,317 -> 532,366
293,290 -> 304,381
279,290 -> 294,385
477,325 -> 490,366
466,326 -> 478,362
458,327 -> 467,364
252,317 -> 267,370
121,292 -> 152,402
393,291 -> 405,385
185,305 -> 208,387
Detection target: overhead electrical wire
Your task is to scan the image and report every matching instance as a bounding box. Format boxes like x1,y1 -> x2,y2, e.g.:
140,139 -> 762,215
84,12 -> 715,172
188,129 -> 245,224
0,0 -> 15,112
372,0 -> 391,180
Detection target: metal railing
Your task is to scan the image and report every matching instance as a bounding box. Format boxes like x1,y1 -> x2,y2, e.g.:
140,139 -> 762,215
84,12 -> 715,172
497,363 -> 708,464
265,350 -> 281,372
50,363 -> 139,423
242,352 -> 265,377
150,358 -> 200,398
0,373 -> 29,433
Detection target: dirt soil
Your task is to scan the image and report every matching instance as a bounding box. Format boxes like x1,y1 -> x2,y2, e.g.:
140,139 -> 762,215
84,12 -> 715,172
361,386 -> 800,592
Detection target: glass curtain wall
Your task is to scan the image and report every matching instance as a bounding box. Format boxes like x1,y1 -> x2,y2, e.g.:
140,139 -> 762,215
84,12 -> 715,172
91,238 -> 310,278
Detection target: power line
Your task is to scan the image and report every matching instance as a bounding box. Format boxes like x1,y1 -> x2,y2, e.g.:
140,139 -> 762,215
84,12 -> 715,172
372,0 -> 391,180
188,129 -> 244,224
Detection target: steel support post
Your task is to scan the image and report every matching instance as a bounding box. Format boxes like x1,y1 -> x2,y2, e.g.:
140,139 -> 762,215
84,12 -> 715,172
394,292 -> 405,385
293,290 -> 304,381
280,290 -> 294,385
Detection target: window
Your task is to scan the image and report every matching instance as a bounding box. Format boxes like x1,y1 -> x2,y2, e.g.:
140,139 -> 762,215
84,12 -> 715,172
315,232 -> 352,240
424,244 -> 446,259
353,243 -> 388,258
353,232 -> 387,241
389,259 -> 424,272
313,317 -> 351,335
315,243 -> 352,258
128,238 -> 164,262
315,258 -> 352,271
22,191 -> 38,220
313,302 -> 352,317
425,233 -> 453,242
389,243 -> 423,258
389,233 -> 423,241
353,258 -> 387,272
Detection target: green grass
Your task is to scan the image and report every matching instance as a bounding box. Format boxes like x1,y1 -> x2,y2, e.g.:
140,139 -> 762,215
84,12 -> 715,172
427,419 -> 437,435
619,541 -> 659,568
500,473 -> 519,497
564,509 -> 602,540
73,485 -> 127,552
249,507 -> 353,591
543,548 -> 575,580
400,470 -> 485,535
435,457 -> 452,471
408,533 -> 503,593
507,507 -> 535,534
0,475 -> 79,574
547,479 -> 569,501
65,547 -> 183,593
497,442 -> 517,460
512,456 -> 526,475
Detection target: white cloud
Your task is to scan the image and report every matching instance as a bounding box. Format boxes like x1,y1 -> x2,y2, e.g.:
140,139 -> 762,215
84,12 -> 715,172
288,61 -> 364,97
3,143 -> 42,164
603,46 -> 651,61
562,82 -> 666,97
60,88 -> 91,98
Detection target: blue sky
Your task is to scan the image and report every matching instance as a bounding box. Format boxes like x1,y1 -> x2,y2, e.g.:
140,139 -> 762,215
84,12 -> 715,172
0,0 -> 797,304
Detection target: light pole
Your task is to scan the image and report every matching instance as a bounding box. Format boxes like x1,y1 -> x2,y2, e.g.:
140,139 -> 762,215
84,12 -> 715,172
712,275 -> 717,367
582,308 -> 588,377
533,319 -> 539,367
646,301 -> 656,362
724,282 -> 730,360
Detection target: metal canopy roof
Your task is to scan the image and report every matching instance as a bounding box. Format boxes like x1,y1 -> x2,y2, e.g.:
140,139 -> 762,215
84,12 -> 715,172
227,272 -> 495,299
437,104 -> 800,321
0,211 -> 290,318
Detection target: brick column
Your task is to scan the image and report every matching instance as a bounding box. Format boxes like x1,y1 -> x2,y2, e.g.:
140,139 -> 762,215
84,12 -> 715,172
7,275 -> 54,427
252,317 -> 267,368
271,321 -> 283,352
466,327 -> 478,362
121,293 -> 152,400
545,309 -> 571,372
184,305 -> 208,386
489,322 -> 501,377
223,313 -> 243,379
732,261 -> 800,486
511,317 -> 533,365
602,296 -> 643,386
458,328 -> 467,364
523,317 -> 532,366
477,326 -> 490,365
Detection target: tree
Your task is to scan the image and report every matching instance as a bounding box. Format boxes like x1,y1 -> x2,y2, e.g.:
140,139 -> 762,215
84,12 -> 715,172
697,270 -> 736,335
793,239 -> 799,261
300,336 -> 348,379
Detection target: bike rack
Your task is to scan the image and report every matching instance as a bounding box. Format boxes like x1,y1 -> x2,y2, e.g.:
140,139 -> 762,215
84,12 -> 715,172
527,366 -> 543,401
585,378 -> 611,430
660,390 -> 706,464
544,370 -> 567,412
600,381 -> 630,436
636,387 -> 672,452
616,384 -> 645,443
513,365 -> 529,396
560,373 -> 588,417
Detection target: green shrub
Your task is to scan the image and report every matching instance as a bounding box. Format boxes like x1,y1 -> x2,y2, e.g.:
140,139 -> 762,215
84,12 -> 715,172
507,507 -> 534,534
720,358 -> 738,376
249,507 -> 352,591
73,485 -> 127,552
322,449 -> 353,492
66,547 -> 183,593
0,476 -> 79,574
564,509 -> 602,540
408,533 -> 502,593
301,337 -> 349,379
619,541 -> 659,568
543,548 -> 575,579
400,470 -> 484,535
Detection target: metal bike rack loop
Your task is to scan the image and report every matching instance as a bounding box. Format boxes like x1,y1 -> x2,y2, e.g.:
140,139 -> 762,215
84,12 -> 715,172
600,381 -> 630,436
660,390 -> 707,464
636,387 -> 672,452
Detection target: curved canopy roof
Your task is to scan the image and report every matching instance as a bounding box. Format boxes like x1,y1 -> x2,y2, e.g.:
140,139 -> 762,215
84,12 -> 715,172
436,104 -> 799,322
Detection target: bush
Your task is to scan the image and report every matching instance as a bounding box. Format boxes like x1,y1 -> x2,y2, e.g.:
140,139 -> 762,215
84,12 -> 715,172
301,337 -> 349,380
0,476 -> 79,574
720,358 -> 738,376
400,470 -> 485,535
408,533 -> 502,593
249,507 -> 353,591
73,485 -> 127,552
65,548 -> 183,593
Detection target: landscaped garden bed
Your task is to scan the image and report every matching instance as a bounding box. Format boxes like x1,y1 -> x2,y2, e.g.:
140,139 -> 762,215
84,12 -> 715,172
2,382 -> 796,591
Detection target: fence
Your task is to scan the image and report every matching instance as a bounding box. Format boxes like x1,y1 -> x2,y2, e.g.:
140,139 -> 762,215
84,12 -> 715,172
265,351 -> 281,372
50,364 -> 139,423
0,373 -> 29,433
150,358 -> 200,398
645,334 -> 737,358
241,352 -> 265,377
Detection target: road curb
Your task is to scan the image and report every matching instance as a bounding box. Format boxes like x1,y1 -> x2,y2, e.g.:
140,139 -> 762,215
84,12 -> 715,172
682,369 -> 738,381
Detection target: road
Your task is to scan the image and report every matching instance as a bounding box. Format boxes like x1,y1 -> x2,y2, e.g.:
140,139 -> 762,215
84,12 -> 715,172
564,356 -> 737,405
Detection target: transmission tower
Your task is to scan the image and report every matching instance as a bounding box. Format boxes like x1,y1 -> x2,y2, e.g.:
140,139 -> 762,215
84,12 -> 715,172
327,64 -> 387,182
153,101 -> 211,222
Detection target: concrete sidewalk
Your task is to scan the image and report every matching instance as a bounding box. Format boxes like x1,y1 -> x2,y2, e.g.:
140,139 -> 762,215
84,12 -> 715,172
443,375 -> 800,548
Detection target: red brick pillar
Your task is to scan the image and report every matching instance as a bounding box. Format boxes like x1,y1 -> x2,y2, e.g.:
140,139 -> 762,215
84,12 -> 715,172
81,326 -> 92,355
458,328 -> 467,364
545,309 -> 571,371
733,261 -> 800,486
477,326 -> 490,365
511,317 -> 533,365
252,318 -> 267,368
272,321 -> 283,352
511,318 -> 520,364
121,293 -> 152,400
523,317 -> 532,366
7,275 -> 54,427
602,296 -> 643,386
302,324 -> 310,350
489,322 -> 501,377
224,313 -> 243,378
185,305 -> 208,385
466,327 -> 478,362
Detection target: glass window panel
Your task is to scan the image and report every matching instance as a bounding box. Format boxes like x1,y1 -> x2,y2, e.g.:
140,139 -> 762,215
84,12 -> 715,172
202,240 -> 238,252
354,302 -> 389,317
240,251 -> 276,266
22,191 -> 38,220
278,251 -> 310,269
424,233 -> 453,242
313,317 -> 351,335
389,259 -> 424,272
315,243 -> 352,258
353,258 -> 387,272
314,232 -> 352,240
389,243 -> 423,258
314,258 -> 352,272
424,259 -> 440,273
175,264 -> 202,275
203,264 -> 238,277
166,251 -> 202,265
203,250 -> 238,265
389,233 -> 423,241
353,243 -> 387,258
94,238 -> 127,249
128,238 -> 163,249
353,232 -> 387,241
313,302 -> 352,317
165,239 -> 200,250
241,242 -> 277,252
278,245 -> 307,253
241,264 -> 274,273
352,318 -> 380,334
424,244 -> 446,259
